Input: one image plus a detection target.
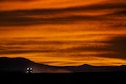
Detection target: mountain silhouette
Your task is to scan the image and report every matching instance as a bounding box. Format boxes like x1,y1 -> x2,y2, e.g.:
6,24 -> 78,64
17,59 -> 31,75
0,57 -> 126,73
0,57 -> 70,73
63,64 -> 126,72
0,57 -> 33,72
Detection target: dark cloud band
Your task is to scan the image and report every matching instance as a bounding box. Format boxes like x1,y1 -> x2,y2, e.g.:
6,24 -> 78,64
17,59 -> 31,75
0,2 -> 126,26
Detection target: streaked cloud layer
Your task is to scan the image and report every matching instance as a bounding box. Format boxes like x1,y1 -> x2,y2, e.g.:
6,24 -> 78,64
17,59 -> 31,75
0,0 -> 104,10
0,0 -> 126,66
0,4 -> 126,26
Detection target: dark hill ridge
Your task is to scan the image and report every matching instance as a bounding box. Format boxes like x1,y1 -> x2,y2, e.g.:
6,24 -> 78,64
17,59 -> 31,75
0,57 -> 70,73
0,57 -> 35,72
0,57 -> 126,73
63,64 -> 126,72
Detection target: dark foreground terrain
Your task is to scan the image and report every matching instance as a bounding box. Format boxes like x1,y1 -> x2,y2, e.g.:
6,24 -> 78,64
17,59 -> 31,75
0,57 -> 126,83
0,72 -> 126,83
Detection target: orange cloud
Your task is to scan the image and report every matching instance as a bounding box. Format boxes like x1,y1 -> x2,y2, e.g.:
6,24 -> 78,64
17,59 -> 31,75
0,0 -> 105,10
0,0 -> 126,66
0,0 -> 36,2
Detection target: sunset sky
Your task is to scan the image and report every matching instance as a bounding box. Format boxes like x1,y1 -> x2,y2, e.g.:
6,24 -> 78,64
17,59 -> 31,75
0,0 -> 126,66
